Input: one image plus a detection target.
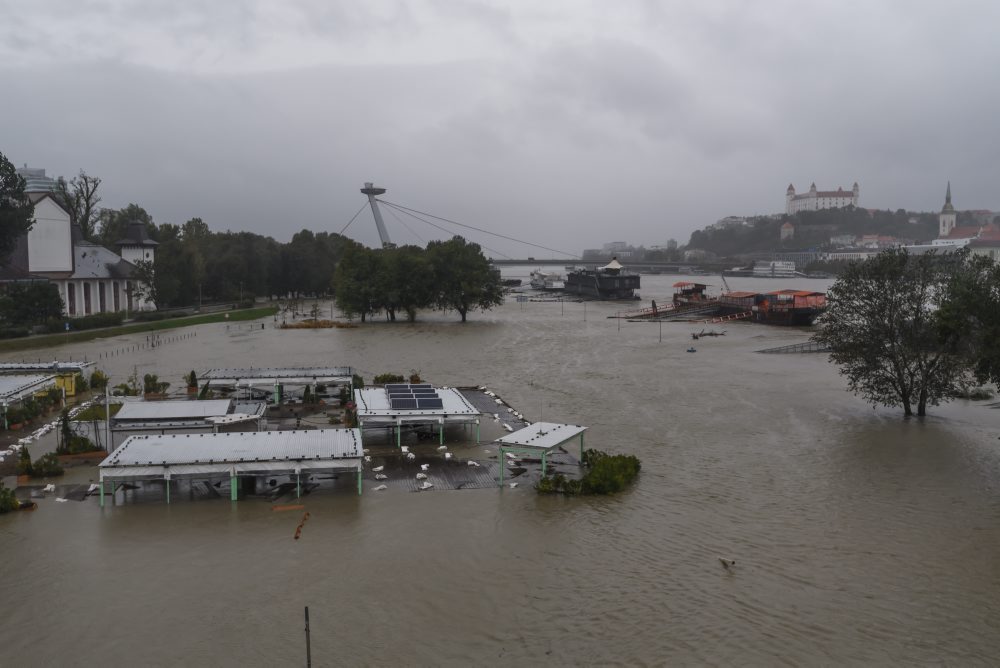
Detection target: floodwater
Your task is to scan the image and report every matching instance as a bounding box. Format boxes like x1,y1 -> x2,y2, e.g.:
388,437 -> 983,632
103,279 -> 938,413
2,274 -> 1000,666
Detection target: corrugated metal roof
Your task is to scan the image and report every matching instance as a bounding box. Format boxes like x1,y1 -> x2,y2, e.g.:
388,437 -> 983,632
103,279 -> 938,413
100,458 -> 362,481
201,367 -> 352,382
495,422 -> 587,450
0,362 -> 94,373
115,399 -> 234,421
0,374 -> 57,401
355,387 -> 480,417
101,429 -> 363,468
722,291 -> 758,298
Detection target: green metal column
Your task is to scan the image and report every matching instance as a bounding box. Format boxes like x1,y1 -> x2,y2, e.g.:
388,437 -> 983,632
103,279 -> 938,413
357,467 -> 362,495
166,478 -> 170,504
499,447 -> 505,486
439,420 -> 444,445
475,420 -> 480,444
397,421 -> 401,448
273,382 -> 279,405
580,433 -> 585,463
230,472 -> 238,501
99,478 -> 105,507
541,451 -> 547,476
296,473 -> 301,498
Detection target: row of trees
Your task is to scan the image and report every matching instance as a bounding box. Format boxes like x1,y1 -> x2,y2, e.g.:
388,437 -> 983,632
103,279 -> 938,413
815,248 -> 1000,417
334,237 -> 504,322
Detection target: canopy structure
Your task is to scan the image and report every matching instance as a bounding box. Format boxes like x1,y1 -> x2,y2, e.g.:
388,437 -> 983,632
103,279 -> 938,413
354,386 -> 481,447
1,374 -> 59,427
200,367 -> 353,404
0,361 -> 94,374
98,428 -> 364,505
494,422 -> 587,485
107,398 -> 268,450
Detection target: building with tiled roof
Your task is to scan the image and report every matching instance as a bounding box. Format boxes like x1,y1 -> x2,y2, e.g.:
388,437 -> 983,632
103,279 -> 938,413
786,182 -> 859,214
2,167 -> 155,315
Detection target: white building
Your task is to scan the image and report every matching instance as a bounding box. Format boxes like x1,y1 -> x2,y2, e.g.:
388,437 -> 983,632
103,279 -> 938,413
5,167 -> 155,316
786,182 -> 859,214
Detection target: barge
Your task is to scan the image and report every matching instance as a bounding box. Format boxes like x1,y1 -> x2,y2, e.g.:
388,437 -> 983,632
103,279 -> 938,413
564,258 -> 640,300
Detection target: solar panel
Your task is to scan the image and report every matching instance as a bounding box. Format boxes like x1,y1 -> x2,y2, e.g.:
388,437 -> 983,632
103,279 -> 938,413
416,397 -> 444,409
411,388 -> 437,395
385,384 -> 409,391
390,397 -> 418,410
410,384 -> 433,389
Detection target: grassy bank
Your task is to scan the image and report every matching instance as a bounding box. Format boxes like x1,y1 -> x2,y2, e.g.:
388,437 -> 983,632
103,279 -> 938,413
0,306 -> 278,354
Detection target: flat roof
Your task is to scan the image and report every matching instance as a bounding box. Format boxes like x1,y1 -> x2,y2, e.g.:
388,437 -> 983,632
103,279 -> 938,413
0,361 -> 94,373
100,429 -> 363,480
201,367 -> 352,384
355,387 -> 480,421
115,399 -> 234,421
495,422 -> 587,450
0,374 -> 58,401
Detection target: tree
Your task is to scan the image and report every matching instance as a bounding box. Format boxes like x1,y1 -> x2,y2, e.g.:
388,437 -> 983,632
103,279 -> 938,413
937,253 -> 1000,387
426,236 -> 504,322
333,243 -> 381,322
53,170 -> 102,240
814,248 -> 976,417
129,259 -> 158,307
0,283 -> 63,326
0,151 -> 35,263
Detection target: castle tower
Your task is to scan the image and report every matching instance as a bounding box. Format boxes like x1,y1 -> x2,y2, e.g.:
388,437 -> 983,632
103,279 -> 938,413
786,183 -> 795,214
852,182 -> 860,206
939,181 -> 956,238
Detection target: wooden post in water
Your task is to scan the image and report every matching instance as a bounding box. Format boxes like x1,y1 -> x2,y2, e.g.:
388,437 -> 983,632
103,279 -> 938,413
304,606 -> 311,667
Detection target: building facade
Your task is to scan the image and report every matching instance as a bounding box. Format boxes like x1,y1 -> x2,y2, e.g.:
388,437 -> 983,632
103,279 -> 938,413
4,166 -> 155,316
786,182 -> 860,214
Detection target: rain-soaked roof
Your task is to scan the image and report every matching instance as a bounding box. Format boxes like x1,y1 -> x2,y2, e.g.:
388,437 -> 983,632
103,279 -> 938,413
495,422 -> 587,450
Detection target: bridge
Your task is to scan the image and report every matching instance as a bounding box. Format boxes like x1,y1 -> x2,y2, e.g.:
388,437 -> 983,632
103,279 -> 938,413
489,258 -> 737,272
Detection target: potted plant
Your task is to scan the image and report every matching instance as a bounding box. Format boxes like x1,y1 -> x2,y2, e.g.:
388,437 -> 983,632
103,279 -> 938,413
185,370 -> 199,395
6,407 -> 24,430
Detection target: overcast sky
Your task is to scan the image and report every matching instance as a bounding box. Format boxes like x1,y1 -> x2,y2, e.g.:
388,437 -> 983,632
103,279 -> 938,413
2,1 -> 998,257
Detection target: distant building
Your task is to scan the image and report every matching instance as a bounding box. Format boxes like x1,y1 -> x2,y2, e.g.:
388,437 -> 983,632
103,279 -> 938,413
780,222 -> 795,240
753,261 -> 796,277
4,165 -> 155,315
707,216 -> 747,231
829,234 -> 856,247
822,249 -> 879,262
786,182 -> 859,214
938,181 -> 957,238
602,241 -> 629,253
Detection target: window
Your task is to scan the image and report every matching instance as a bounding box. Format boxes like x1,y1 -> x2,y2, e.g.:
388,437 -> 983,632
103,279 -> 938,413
98,283 -> 106,312
67,283 -> 76,315
113,282 -> 120,311
83,283 -> 92,314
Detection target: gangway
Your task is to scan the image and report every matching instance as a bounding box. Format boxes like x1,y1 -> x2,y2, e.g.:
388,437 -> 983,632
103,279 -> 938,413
756,341 -> 831,354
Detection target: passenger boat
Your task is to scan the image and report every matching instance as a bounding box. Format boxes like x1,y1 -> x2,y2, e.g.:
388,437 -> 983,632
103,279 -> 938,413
563,258 -> 640,300
529,269 -> 564,290
719,289 -> 826,326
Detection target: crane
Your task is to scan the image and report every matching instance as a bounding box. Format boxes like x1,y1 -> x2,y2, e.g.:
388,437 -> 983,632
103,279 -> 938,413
360,182 -> 394,248
720,269 -> 732,294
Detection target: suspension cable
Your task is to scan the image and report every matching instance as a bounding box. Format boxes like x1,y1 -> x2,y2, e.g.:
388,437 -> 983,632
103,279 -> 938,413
338,202 -> 370,236
383,204 -> 426,245
377,199 -> 580,259
379,200 -> 512,259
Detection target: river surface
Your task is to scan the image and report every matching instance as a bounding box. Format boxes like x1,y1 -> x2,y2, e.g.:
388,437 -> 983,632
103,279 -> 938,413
2,274 -> 1000,666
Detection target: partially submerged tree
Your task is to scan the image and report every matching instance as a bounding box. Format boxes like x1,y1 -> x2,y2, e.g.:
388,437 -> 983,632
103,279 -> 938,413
814,249 -> 977,417
937,253 -> 1000,388
426,236 -> 504,322
0,151 -> 35,263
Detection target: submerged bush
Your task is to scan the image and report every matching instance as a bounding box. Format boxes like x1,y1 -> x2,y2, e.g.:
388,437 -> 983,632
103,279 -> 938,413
536,449 -> 641,496
0,482 -> 19,513
373,373 -> 405,384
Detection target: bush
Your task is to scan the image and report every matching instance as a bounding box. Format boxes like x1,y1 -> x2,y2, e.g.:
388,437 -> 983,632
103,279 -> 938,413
0,482 -> 19,513
536,449 -> 641,496
30,452 -> 64,477
143,374 -> 169,395
351,374 -> 365,390
373,373 -> 405,384
0,327 -> 29,339
133,311 -> 186,322
90,370 -> 109,390
5,406 -> 25,426
185,370 -> 198,390
17,448 -> 31,475
409,370 -> 422,383
43,312 -> 124,333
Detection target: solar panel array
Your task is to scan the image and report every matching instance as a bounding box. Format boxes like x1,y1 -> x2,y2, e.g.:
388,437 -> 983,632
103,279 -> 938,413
386,384 -> 444,410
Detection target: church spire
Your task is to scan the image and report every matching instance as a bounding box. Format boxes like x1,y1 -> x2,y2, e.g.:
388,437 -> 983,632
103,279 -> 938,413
941,181 -> 955,214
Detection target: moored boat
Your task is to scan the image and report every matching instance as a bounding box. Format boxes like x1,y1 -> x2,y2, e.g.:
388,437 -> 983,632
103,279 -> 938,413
563,258 -> 640,300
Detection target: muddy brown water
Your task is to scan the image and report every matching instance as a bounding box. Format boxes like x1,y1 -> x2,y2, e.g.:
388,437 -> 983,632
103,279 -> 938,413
2,275 -> 1000,666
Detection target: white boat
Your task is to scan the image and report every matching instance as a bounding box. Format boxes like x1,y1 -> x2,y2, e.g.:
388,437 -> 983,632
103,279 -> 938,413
530,269 -> 565,290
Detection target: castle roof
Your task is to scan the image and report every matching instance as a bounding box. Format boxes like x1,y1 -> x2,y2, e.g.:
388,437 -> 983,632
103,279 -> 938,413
115,221 -> 159,248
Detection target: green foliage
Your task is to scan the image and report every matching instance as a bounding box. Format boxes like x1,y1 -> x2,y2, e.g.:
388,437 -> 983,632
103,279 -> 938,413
57,407 -> 103,454
113,368 -> 141,397
30,452 -> 64,477
0,482 -> 19,513
0,152 -> 35,263
0,283 -> 64,327
6,406 -> 24,425
17,447 -> 31,475
352,374 -> 365,390
302,386 -> 313,404
143,373 -> 169,395
536,449 -> 641,495
186,370 -> 198,389
72,403 -> 121,421
90,370 -> 109,390
43,311 -> 124,333
373,373 -> 405,384
936,253 -> 1000,388
408,370 -> 422,384
814,249 -> 984,417
426,236 -> 504,322
0,327 -> 30,339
